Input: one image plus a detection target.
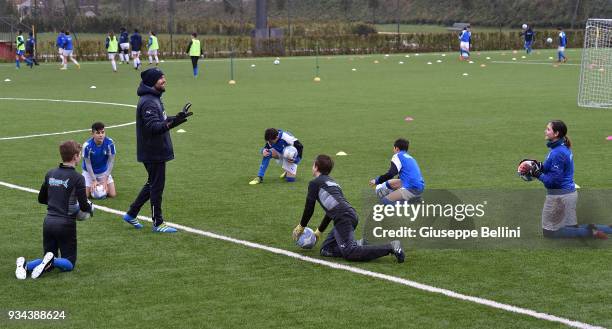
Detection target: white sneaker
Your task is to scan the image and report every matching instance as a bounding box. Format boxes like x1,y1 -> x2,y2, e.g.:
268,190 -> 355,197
15,257 -> 26,280
31,252 -> 54,279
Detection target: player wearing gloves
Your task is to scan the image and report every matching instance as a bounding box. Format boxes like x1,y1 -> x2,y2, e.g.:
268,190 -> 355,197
122,68 -> 192,233
250,128 -> 303,185
369,138 -> 425,204
293,154 -> 405,263
518,120 -> 611,239
15,140 -> 94,280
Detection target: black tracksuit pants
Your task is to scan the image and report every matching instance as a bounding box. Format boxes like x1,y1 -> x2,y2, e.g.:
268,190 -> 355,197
127,162 -> 166,226
320,213 -> 392,261
43,217 -> 77,265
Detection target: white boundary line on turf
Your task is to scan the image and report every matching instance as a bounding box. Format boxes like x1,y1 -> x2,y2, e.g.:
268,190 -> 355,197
0,98 -> 135,141
491,61 -> 580,66
0,180 -> 604,329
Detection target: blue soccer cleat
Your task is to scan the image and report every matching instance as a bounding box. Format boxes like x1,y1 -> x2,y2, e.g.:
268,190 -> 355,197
31,252 -> 54,279
152,223 -> 178,233
123,213 -> 143,229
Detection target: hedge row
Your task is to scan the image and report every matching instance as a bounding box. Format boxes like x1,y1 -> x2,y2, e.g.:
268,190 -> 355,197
17,30 -> 584,62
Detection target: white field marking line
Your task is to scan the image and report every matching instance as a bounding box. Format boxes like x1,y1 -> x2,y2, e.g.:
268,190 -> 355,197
0,98 -> 135,141
491,61 -> 580,66
0,180 -> 605,329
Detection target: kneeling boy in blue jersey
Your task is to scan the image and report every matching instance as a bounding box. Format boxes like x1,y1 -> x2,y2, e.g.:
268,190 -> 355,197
15,140 -> 93,280
82,122 -> 117,198
293,154 -> 405,263
369,138 -> 425,204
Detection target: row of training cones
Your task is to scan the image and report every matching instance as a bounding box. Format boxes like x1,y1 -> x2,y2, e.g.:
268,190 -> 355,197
227,77 -> 321,85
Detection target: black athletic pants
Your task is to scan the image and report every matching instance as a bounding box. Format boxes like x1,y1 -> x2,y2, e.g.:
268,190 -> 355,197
43,217 -> 77,265
127,161 -> 166,226
191,56 -> 199,69
320,213 -> 392,261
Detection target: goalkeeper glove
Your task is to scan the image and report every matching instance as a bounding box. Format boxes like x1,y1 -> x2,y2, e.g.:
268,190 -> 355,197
180,102 -> 193,117
292,224 -> 305,241
86,200 -> 94,217
530,160 -> 543,178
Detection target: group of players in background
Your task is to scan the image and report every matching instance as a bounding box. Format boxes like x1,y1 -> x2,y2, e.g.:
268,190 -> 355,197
457,24 -> 568,63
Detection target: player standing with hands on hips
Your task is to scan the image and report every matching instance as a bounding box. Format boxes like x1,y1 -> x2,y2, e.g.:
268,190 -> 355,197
122,68 -> 193,233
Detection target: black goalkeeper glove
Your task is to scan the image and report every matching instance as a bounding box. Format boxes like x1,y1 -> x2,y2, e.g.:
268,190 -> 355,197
529,160 -> 543,178
180,102 -> 193,118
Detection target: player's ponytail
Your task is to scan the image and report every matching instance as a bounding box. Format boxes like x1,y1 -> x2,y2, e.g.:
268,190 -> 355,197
549,120 -> 571,149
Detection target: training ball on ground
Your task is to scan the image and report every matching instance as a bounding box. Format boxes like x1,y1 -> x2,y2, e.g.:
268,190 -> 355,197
522,24 -> 528,30
296,227 -> 317,249
273,59 -> 280,65
283,146 -> 298,161
546,37 -> 553,44
92,184 -> 107,199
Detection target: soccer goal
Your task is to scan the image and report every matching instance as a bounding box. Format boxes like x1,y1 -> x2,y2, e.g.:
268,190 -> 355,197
578,18 -> 612,108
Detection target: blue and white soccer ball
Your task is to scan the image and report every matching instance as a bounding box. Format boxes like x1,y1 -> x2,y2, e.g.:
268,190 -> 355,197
92,184 -> 107,200
283,146 -> 298,162
522,24 -> 528,30
546,37 -> 553,44
296,227 -> 317,249
273,58 -> 280,65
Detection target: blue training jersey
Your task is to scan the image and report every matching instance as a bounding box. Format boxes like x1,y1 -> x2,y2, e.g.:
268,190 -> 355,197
538,139 -> 575,192
26,37 -> 35,52
130,33 -> 142,51
460,30 -> 471,42
82,137 -> 116,175
119,31 -> 129,44
264,130 -> 297,155
524,29 -> 534,42
56,33 -> 65,48
558,31 -> 567,47
63,35 -> 74,50
392,151 -> 425,191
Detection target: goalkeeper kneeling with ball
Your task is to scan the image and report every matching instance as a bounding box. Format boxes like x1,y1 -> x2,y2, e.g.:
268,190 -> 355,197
292,154 -> 405,263
518,120 -> 612,239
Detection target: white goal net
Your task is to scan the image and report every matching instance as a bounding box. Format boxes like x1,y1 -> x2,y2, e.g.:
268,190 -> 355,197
578,18 -> 612,108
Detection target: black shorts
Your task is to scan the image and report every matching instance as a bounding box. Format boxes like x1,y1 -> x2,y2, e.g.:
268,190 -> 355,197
43,217 -> 77,265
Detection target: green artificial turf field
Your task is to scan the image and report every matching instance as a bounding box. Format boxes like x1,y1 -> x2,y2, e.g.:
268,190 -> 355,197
1,48 -> 611,329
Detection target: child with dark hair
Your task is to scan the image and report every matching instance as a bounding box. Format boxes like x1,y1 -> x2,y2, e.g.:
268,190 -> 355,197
370,138 -> 425,204
82,122 -> 117,198
249,128 -> 304,185
292,154 -> 405,263
15,140 -> 94,279
519,120 -> 612,239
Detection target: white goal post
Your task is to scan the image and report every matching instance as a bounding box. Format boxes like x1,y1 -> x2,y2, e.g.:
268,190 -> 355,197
578,18 -> 612,108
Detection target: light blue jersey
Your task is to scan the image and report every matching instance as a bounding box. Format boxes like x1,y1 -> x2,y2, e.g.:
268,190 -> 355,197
392,151 -> 425,191
82,137 -> 116,175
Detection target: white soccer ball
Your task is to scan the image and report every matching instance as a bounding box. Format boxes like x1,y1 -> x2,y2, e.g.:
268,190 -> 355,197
283,146 -> 298,161
296,227 -> 317,249
273,59 -> 280,65
74,200 -> 94,221
546,37 -> 553,44
92,184 -> 107,200
522,24 -> 528,30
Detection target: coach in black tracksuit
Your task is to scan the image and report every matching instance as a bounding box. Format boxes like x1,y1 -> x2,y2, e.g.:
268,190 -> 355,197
125,68 -> 192,231
293,154 -> 405,263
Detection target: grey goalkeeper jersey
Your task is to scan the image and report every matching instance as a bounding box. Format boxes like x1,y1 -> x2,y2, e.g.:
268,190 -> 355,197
300,175 -> 356,230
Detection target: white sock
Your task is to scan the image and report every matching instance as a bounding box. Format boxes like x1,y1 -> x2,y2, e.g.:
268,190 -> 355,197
71,57 -> 79,65
155,55 -> 159,63
111,60 -> 117,71
148,56 -> 152,63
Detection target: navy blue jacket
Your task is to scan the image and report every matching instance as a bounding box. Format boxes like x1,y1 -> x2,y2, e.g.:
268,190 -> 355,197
135,83 -> 175,163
